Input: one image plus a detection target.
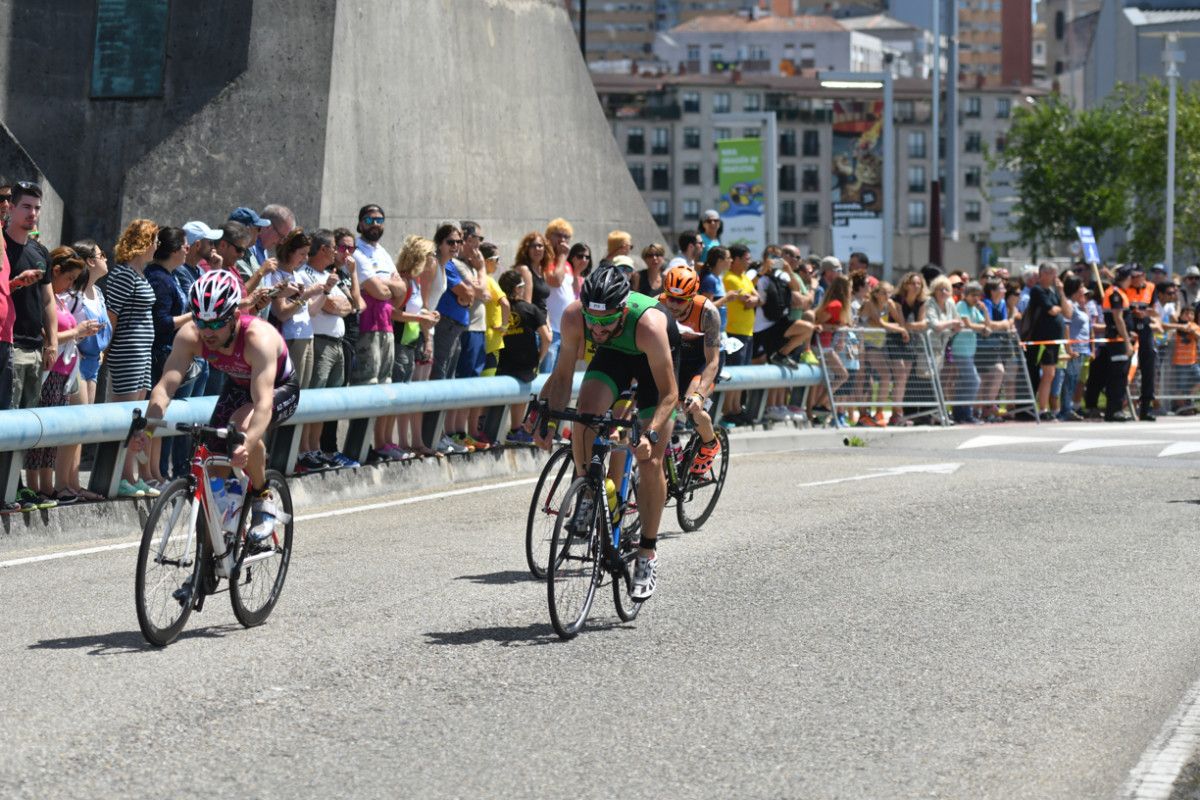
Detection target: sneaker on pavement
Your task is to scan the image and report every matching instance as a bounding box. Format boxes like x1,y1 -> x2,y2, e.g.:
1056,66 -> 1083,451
449,433 -> 477,453
297,451 -> 327,472
377,444 -> 407,461
17,487 -> 56,510
324,452 -> 361,468
134,480 -> 161,498
630,554 -> 658,601
460,433 -> 489,451
117,479 -> 145,499
436,434 -> 468,455
248,490 -> 278,547
765,405 -> 792,422
505,429 -> 533,445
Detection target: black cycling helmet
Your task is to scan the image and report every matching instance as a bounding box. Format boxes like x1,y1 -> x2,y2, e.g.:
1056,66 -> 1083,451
580,266 -> 630,312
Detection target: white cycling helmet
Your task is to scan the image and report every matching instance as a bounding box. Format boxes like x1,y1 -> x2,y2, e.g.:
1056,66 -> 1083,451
188,269 -> 243,322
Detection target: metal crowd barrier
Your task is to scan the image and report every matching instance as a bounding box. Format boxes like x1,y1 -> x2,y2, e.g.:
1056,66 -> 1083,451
816,327 -> 1039,428
1127,328 -> 1200,414
0,365 -> 823,503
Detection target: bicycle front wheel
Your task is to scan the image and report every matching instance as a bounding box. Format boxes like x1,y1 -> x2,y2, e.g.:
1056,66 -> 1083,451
135,478 -> 202,647
547,478 -> 601,640
526,444 -> 574,579
230,470 -> 294,628
612,528 -> 643,623
675,426 -> 730,532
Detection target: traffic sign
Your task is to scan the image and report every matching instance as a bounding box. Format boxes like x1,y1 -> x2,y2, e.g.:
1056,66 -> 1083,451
1076,226 -> 1100,265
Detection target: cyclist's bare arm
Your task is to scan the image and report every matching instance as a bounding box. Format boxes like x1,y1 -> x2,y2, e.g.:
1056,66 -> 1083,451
696,304 -> 722,397
635,310 -> 680,439
536,303 -> 583,429
240,326 -> 281,452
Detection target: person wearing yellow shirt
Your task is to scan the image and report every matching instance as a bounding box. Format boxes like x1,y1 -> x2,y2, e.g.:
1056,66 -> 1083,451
474,242 -> 510,447
721,243 -> 760,423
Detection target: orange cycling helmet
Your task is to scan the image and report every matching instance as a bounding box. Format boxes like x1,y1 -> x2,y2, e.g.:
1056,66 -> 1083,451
661,265 -> 700,300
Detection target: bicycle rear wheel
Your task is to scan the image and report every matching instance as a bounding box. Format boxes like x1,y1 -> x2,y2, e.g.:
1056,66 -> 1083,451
675,426 -> 730,532
230,470 -> 294,628
525,444 -> 574,579
135,478 -> 202,647
547,478 -> 601,640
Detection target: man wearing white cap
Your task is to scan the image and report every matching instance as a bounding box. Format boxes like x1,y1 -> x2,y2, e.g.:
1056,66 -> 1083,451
177,221 -> 225,397
1181,265 -> 1200,309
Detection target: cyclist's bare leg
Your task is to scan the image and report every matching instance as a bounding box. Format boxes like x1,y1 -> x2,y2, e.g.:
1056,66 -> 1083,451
571,378 -> 616,478
686,375 -> 716,443
228,402 -> 268,490
635,413 -> 675,558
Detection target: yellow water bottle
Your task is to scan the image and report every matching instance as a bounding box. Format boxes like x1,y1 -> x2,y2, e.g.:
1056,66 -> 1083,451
605,478 -> 618,517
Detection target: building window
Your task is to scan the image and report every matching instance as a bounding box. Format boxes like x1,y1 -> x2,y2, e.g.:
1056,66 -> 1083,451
651,199 -> 670,227
802,201 -> 820,226
714,127 -> 732,142
683,163 -> 701,186
627,127 -> 645,155
743,127 -> 760,138
628,163 -> 645,190
965,166 -> 982,188
687,45 -> 701,62
91,0 -> 169,98
651,163 -> 670,191
896,99 -> 915,123
907,131 -> 926,159
908,200 -> 927,228
780,129 -> 797,157
683,199 -> 701,221
996,98 -> 1011,118
801,130 -> 820,157
995,134 -> 1007,153
965,96 -> 982,118
779,164 -> 797,192
965,200 -> 982,222
682,91 -> 700,113
714,92 -> 731,114
652,127 -> 670,155
683,127 -> 701,149
801,165 -> 820,192
779,200 -> 797,228
965,132 -> 982,153
744,93 -> 761,112
908,165 -> 926,193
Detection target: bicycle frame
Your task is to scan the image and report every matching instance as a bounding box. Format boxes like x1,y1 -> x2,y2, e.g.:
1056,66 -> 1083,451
586,431 -> 638,559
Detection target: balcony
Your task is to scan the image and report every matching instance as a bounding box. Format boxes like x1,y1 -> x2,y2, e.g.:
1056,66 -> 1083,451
610,102 -> 682,121
740,58 -> 772,72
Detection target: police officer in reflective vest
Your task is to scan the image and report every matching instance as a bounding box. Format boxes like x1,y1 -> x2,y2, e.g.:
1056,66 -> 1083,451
1084,264 -> 1134,422
1126,263 -> 1159,420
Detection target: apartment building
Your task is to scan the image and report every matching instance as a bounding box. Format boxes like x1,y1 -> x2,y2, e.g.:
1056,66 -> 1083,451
593,71 -> 1038,273
563,0 -> 755,64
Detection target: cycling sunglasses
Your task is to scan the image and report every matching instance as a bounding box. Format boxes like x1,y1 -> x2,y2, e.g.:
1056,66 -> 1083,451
582,308 -> 623,327
195,316 -> 233,331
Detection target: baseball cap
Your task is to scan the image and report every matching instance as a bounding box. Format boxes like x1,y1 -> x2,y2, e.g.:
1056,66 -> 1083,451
701,209 -> 721,222
1184,265 -> 1200,278
182,220 -> 223,246
229,206 -> 270,228
611,255 -> 636,272
1130,262 -> 1145,274
820,256 -> 843,274
1150,263 -> 1167,273
1115,264 -> 1136,281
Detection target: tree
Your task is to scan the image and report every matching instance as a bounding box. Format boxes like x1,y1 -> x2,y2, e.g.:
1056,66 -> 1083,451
995,96 -> 1131,256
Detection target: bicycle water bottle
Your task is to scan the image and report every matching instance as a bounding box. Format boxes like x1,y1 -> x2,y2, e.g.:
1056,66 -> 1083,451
221,480 -> 244,533
604,478 -> 617,516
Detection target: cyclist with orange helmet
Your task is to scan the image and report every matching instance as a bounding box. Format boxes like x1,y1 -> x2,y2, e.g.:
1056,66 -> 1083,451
659,265 -> 723,473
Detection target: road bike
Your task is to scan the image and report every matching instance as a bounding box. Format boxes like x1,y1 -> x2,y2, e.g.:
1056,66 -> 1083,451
127,410 -> 294,647
664,422 -> 729,532
534,403 -> 645,640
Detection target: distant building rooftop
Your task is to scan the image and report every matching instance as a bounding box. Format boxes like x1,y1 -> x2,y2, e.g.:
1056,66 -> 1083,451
670,13 -> 848,35
836,13 -> 919,33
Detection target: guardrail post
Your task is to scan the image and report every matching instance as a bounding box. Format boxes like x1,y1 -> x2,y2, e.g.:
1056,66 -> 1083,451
421,409 -> 447,451
88,440 -> 126,498
268,424 -> 301,474
0,450 -> 21,502
481,403 -> 508,444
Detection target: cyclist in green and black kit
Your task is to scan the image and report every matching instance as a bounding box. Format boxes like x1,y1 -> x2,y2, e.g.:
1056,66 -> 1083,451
535,267 -> 680,600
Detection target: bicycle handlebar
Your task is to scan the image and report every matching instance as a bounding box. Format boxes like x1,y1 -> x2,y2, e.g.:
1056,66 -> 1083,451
525,397 -> 641,441
127,409 -> 245,452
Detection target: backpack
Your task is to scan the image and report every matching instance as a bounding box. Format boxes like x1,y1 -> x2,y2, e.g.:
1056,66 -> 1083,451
760,272 -> 791,323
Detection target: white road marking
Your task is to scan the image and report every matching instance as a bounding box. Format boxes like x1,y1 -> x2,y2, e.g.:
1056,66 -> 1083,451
957,435 -> 1070,450
1058,438 -> 1168,454
1159,442 -> 1200,458
0,478 -> 540,570
1122,676 -> 1200,799
793,462 -> 961,488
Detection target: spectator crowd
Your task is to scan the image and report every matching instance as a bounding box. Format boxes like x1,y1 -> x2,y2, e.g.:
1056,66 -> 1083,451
0,179 -> 1193,511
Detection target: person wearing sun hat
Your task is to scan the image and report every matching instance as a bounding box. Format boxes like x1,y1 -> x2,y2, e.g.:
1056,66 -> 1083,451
699,209 -> 722,261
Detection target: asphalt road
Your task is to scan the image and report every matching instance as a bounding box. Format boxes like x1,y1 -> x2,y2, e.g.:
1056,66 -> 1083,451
4,421 -> 1200,799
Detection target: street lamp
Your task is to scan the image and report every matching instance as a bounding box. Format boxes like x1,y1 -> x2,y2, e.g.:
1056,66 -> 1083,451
820,70 -> 894,277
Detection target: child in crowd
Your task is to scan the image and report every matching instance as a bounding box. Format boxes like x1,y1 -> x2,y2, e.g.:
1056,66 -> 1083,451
498,268 -> 550,444
1170,304 -> 1200,414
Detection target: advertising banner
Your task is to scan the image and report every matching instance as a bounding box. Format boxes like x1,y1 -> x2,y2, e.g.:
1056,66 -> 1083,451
716,138 -> 766,257
831,100 -> 884,263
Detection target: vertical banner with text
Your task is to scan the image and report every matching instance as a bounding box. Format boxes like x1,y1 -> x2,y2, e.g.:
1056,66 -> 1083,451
717,138 -> 766,258
830,100 -> 884,263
